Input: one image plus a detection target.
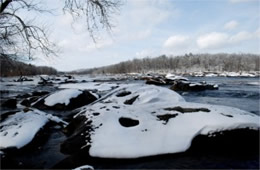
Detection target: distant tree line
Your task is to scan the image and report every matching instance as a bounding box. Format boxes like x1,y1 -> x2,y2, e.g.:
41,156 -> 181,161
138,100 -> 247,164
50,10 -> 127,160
76,53 -> 260,74
0,55 -> 57,77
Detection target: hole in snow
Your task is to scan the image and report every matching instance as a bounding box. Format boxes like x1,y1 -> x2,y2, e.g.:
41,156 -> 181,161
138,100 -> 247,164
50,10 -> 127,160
93,112 -> 100,116
116,91 -> 132,97
157,113 -> 178,124
119,117 -> 139,127
164,106 -> 210,113
220,113 -> 233,118
124,95 -> 139,105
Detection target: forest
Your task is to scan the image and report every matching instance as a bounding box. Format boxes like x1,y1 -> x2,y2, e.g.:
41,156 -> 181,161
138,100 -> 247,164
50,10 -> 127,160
0,55 -> 57,77
75,53 -> 260,74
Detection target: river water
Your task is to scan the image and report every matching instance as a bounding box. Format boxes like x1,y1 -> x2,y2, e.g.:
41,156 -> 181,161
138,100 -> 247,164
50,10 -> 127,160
0,75 -> 259,169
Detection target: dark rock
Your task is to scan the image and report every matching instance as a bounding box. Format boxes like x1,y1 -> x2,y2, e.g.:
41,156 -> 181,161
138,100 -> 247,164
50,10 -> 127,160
21,96 -> 42,107
32,91 -> 49,97
220,113 -> 233,118
20,99 -> 30,107
1,99 -> 17,108
146,78 -> 166,85
119,117 -> 139,127
93,112 -> 100,116
170,81 -> 218,91
33,90 -> 97,111
0,110 -> 19,122
15,76 -> 33,82
124,95 -> 139,105
116,91 -> 132,97
164,106 -> 210,113
61,115 -> 92,154
188,128 -> 259,155
157,113 -> 178,124
64,75 -> 74,79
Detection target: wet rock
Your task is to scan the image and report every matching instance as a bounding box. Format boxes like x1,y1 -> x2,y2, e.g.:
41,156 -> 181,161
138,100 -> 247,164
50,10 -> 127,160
33,90 -> 97,111
116,91 -> 131,97
164,106 -> 210,113
0,110 -> 19,122
146,77 -> 166,85
61,115 -> 92,154
32,91 -> 49,97
124,95 -> 139,105
188,128 -> 259,155
119,117 -> 139,127
20,96 -> 42,107
170,81 -> 218,91
1,99 -> 17,108
15,76 -> 33,82
157,114 -> 178,124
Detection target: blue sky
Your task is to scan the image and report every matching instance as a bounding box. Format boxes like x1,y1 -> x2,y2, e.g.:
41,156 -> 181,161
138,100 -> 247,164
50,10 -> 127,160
30,0 -> 260,71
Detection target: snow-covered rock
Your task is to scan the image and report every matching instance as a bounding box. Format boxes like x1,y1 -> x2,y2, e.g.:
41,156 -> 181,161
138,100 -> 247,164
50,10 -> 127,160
59,82 -> 119,93
33,89 -> 97,110
0,110 -> 48,150
165,73 -> 188,81
61,84 -> 259,158
170,81 -> 218,91
73,165 -> 94,170
0,109 -> 67,151
44,89 -> 82,106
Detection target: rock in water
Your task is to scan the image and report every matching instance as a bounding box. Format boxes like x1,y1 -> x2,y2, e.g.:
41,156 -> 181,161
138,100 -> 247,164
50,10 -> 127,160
0,110 -> 49,150
1,99 -> 17,108
170,81 -> 218,91
33,89 -> 97,110
61,84 -> 259,158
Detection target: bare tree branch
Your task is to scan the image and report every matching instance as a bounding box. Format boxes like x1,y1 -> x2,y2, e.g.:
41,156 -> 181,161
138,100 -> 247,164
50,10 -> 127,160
63,0 -> 122,41
0,0 -> 122,61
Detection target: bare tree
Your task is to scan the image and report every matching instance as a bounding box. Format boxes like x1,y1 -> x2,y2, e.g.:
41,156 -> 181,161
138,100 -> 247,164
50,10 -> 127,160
64,0 -> 122,41
0,0 -> 122,60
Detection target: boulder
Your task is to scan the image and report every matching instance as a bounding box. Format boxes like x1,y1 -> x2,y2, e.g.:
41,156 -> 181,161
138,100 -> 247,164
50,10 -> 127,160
33,89 -> 97,110
60,84 -> 259,158
170,81 -> 218,91
1,99 -> 17,108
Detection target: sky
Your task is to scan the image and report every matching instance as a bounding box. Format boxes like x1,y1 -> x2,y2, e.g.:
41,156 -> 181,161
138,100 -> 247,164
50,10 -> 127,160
29,0 -> 260,71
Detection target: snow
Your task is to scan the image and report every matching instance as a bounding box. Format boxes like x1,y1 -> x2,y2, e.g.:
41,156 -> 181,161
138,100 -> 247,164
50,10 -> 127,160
165,73 -> 188,81
59,82 -> 119,92
247,82 -> 260,86
44,89 -> 82,106
205,73 -> 218,77
0,110 -> 49,149
73,165 -> 94,170
76,84 -> 259,159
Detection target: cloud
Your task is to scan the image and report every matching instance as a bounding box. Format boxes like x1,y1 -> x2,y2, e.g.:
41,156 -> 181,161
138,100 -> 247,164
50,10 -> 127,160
197,32 -> 229,49
127,0 -> 177,27
230,31 -> 252,42
224,20 -> 239,30
163,35 -> 190,48
197,31 -> 257,49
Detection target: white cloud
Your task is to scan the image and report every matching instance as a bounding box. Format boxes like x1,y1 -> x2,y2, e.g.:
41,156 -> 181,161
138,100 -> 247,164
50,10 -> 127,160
197,31 -> 258,49
230,31 -> 252,43
163,35 -> 190,48
197,32 -> 229,49
224,20 -> 239,30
